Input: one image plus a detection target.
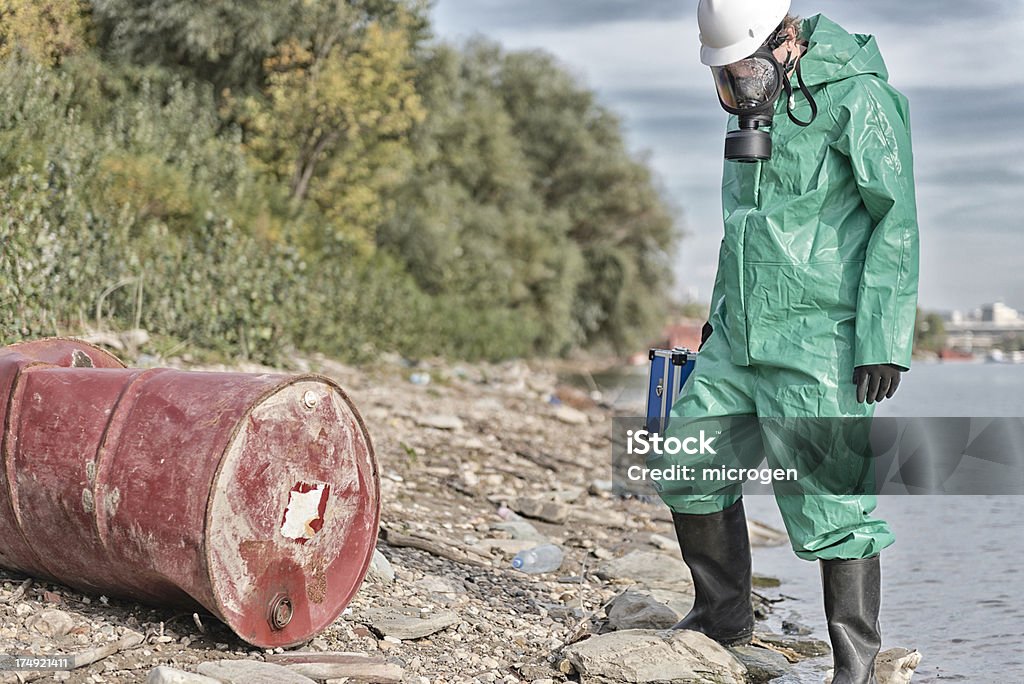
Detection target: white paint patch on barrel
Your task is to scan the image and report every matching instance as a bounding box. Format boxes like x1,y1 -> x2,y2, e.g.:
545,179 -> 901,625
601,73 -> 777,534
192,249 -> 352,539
281,484 -> 328,541
105,487 -> 121,517
81,488 -> 94,513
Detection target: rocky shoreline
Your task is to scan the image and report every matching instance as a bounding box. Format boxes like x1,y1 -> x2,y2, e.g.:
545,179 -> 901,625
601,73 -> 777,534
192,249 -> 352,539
0,352 -> 920,683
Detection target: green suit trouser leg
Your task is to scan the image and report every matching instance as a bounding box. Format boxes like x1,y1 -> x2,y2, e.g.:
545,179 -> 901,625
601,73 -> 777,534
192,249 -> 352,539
652,312 -> 894,562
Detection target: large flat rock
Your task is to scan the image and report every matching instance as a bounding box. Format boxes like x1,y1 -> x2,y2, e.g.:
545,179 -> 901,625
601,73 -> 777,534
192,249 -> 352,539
511,496 -> 571,524
491,520 -> 548,542
563,629 -> 747,683
365,607 -> 461,640
728,645 -> 791,683
595,550 -> 692,590
606,589 -> 693,631
266,652 -> 404,682
755,632 -> 831,659
196,660 -> 316,684
146,667 -> 221,684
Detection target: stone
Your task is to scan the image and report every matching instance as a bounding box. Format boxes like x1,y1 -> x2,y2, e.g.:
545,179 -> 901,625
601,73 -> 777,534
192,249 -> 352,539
728,645 -> 791,683
415,414 -> 464,431
648,533 -> 676,551
25,609 -> 74,637
752,593 -> 773,621
470,397 -> 505,414
510,497 -> 570,524
547,486 -> 585,503
366,549 -> 395,584
563,629 -> 747,683
755,632 -> 831,659
825,648 -> 922,684
120,328 -> 150,348
413,575 -> 462,594
571,507 -> 629,528
595,550 -> 692,590
491,520 -> 547,542
266,652 -> 403,683
606,590 -> 680,630
876,648 -> 923,684
145,667 -> 221,684
644,588 -> 694,615
552,405 -> 588,425
196,660 -> 316,684
781,618 -> 812,636
366,608 -> 461,640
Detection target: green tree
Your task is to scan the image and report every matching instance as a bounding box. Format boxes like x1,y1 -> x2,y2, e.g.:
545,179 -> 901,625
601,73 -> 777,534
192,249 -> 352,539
487,42 -> 678,351
2,3 -> 681,363
90,0 -> 431,93
379,44 -> 583,355
235,12 -> 424,255
0,0 -> 87,66
913,309 -> 947,354
90,0 -> 298,91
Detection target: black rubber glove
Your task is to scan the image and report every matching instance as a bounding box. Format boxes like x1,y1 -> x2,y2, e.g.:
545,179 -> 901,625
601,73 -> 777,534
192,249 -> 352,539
852,364 -> 902,404
699,321 -> 713,351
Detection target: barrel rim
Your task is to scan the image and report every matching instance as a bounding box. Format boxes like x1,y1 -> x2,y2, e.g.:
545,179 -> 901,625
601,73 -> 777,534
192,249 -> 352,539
1,337 -> 128,369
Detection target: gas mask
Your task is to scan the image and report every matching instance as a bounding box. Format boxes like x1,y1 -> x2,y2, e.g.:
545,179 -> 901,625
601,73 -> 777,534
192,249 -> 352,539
711,41 -> 818,162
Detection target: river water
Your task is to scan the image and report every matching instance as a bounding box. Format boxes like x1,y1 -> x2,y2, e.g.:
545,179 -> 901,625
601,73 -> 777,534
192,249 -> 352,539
584,361 -> 1024,682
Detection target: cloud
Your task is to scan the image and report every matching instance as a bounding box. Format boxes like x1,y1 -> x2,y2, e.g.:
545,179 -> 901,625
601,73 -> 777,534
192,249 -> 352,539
435,0 -> 1018,32
439,4 -> 1024,96
802,0 -> 1018,26
433,0 -> 685,32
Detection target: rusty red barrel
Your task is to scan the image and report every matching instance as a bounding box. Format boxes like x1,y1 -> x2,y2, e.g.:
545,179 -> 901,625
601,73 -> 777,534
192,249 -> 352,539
0,338 -> 380,647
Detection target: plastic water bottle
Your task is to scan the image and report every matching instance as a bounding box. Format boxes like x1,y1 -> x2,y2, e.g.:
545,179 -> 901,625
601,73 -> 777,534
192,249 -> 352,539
511,544 -> 564,574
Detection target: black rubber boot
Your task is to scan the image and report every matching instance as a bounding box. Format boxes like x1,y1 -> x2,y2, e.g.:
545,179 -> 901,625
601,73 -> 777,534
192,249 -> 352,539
670,498 -> 754,646
821,556 -> 882,684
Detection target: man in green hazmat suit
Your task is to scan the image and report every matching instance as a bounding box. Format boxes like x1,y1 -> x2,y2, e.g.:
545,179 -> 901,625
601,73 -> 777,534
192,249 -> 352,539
657,3 -> 919,682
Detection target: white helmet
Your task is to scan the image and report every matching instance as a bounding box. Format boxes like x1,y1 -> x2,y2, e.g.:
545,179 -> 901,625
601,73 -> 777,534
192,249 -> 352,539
697,0 -> 791,66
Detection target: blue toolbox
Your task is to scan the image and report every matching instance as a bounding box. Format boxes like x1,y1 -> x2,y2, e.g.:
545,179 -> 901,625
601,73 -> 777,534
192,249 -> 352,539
645,348 -> 697,434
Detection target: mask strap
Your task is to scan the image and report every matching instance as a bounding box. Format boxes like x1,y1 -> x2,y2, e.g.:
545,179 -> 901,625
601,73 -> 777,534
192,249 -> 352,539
784,57 -> 818,127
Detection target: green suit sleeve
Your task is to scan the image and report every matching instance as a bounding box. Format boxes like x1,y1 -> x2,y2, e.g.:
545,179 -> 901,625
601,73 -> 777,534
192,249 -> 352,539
831,77 -> 920,371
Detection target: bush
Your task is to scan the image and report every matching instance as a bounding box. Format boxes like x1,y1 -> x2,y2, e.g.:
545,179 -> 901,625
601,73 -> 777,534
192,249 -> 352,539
1,4 -> 680,364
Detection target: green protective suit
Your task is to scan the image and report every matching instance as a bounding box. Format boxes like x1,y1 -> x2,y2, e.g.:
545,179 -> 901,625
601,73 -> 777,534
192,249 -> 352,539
657,15 -> 920,561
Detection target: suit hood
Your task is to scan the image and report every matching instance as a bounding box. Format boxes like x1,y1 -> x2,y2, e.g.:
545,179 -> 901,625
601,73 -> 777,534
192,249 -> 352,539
798,14 -> 889,86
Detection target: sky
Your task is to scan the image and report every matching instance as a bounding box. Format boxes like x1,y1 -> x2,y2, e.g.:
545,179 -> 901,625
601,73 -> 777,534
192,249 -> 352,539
431,0 -> 1024,313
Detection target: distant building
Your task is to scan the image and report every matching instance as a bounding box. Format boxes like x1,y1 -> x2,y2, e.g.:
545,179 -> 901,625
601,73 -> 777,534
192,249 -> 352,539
981,301 -> 1021,325
944,301 -> 1024,351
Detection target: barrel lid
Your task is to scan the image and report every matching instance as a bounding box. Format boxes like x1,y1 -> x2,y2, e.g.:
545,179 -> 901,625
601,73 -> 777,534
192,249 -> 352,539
206,378 -> 379,648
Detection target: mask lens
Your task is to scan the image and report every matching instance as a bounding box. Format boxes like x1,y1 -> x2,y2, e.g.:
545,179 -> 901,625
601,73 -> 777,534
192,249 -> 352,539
712,56 -> 780,110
